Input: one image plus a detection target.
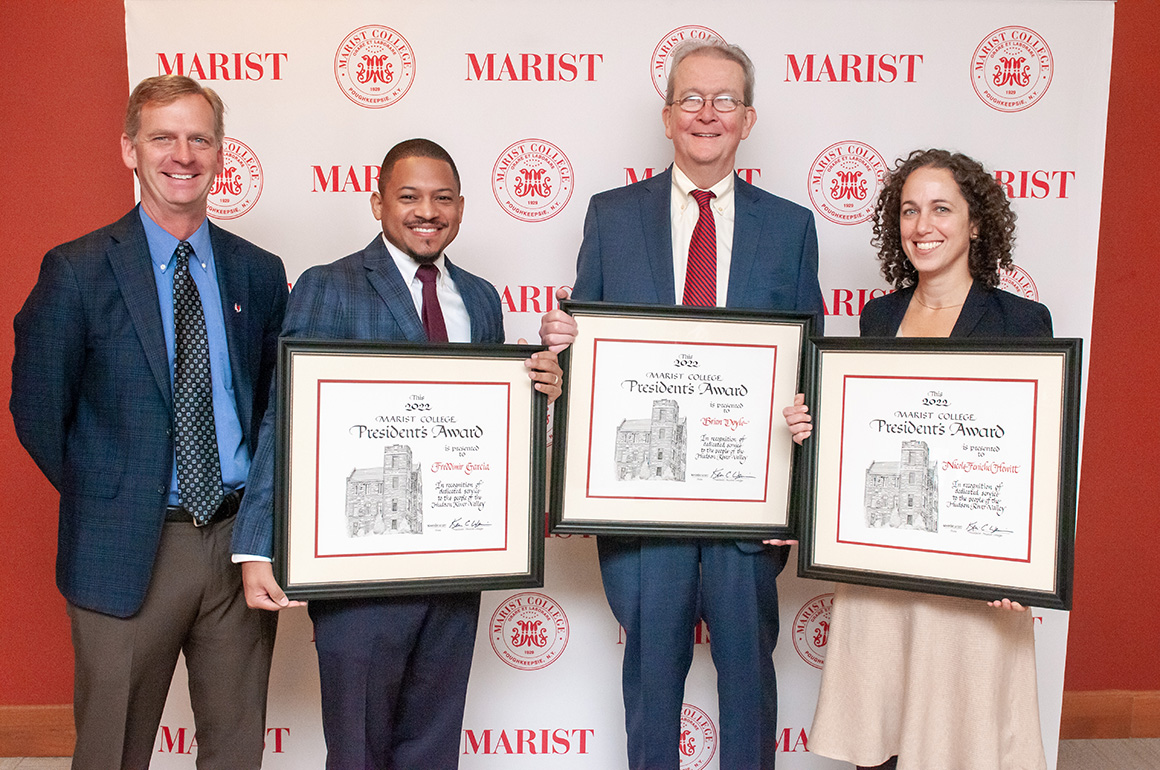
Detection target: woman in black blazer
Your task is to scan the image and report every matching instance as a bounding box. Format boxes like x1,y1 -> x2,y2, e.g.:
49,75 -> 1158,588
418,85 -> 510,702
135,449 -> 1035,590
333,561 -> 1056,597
787,149 -> 1051,770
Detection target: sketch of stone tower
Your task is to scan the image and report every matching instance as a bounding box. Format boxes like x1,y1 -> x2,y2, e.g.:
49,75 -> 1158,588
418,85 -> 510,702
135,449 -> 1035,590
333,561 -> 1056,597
344,444 -> 423,537
864,440 -> 939,531
614,398 -> 687,481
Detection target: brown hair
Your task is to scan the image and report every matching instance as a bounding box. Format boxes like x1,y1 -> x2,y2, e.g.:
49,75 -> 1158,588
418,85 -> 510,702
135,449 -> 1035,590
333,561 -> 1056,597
872,148 -> 1016,289
124,75 -> 225,144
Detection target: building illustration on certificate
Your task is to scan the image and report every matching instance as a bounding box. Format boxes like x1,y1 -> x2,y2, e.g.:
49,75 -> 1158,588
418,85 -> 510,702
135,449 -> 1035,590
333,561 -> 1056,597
344,444 -> 424,537
614,398 -> 687,481
864,440 -> 939,532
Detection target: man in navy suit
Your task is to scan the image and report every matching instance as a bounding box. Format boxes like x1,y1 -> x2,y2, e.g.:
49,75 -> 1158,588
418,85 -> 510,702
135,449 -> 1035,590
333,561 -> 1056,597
11,76 -> 287,769
232,138 -> 562,769
540,41 -> 825,769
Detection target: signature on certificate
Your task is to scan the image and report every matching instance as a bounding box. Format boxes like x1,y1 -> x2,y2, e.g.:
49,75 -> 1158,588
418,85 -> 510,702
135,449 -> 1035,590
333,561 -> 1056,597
449,518 -> 488,531
710,468 -> 755,482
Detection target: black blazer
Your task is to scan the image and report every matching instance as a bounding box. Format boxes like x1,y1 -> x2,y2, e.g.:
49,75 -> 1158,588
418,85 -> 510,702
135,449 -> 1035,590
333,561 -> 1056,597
859,281 -> 1053,339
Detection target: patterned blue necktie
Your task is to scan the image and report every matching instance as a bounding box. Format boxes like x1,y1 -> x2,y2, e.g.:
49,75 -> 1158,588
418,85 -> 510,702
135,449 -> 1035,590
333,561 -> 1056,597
172,241 -> 223,525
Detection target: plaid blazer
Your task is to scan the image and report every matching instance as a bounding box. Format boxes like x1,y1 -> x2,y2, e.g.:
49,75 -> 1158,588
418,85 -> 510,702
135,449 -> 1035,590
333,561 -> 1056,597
11,207 -> 288,617
230,235 -> 505,559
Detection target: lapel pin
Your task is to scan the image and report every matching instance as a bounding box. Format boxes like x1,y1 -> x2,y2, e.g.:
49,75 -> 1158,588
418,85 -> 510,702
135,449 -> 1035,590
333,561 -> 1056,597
234,303 -> 242,313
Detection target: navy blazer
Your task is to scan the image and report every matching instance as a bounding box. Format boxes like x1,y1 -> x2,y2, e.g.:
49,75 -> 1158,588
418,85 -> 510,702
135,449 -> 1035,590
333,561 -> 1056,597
11,207 -> 288,617
859,281 -> 1053,338
231,235 -> 505,559
572,167 -> 825,327
571,167 -> 825,553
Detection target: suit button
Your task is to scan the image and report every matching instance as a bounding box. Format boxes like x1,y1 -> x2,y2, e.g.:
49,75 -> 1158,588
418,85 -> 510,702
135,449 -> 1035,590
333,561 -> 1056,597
166,428 -> 173,437
157,486 -> 166,494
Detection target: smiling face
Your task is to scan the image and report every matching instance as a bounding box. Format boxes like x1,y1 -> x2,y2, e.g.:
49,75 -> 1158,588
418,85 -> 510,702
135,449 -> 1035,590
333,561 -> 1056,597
662,52 -> 756,189
121,94 -> 222,236
371,155 -> 464,264
899,165 -> 979,284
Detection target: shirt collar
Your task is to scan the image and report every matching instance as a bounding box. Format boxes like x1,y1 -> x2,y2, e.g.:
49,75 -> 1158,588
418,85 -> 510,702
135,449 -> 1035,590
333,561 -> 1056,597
671,164 -> 735,210
381,234 -> 449,284
139,207 -> 213,275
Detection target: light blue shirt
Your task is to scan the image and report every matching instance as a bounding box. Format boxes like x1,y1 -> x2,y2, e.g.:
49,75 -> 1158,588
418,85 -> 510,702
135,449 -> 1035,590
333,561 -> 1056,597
139,209 -> 249,506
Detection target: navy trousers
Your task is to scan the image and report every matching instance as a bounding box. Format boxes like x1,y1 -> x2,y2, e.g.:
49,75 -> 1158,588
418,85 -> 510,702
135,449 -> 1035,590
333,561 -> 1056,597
309,592 -> 481,770
598,537 -> 787,770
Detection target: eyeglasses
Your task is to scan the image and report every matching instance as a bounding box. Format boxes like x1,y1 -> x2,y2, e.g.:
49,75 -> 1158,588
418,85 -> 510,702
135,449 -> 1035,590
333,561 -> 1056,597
670,94 -> 746,113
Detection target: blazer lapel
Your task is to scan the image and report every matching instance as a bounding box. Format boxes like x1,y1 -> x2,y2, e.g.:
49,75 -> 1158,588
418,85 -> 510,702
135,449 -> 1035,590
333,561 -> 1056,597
640,170 -> 676,303
106,210 -> 172,410
210,223 -> 253,431
950,280 -> 988,338
362,237 -> 427,343
727,176 -> 760,307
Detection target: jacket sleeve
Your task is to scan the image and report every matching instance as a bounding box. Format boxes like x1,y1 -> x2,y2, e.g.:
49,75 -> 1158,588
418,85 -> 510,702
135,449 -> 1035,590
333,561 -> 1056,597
10,249 -> 88,490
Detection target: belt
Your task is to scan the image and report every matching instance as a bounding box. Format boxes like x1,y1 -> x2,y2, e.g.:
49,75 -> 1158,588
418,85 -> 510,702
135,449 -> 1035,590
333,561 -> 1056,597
165,488 -> 244,526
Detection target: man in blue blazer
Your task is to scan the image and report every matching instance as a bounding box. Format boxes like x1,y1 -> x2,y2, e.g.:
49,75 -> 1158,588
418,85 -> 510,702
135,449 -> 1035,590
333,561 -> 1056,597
541,41 -> 824,769
233,138 -> 561,769
10,76 -> 287,769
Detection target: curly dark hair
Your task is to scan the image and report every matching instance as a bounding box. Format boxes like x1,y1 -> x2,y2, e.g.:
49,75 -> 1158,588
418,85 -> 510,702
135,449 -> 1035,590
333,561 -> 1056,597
871,148 -> 1016,289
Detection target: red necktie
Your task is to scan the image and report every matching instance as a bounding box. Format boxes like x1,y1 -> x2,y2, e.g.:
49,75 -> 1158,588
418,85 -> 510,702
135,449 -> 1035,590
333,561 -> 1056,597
416,264 -> 449,342
682,189 -> 717,307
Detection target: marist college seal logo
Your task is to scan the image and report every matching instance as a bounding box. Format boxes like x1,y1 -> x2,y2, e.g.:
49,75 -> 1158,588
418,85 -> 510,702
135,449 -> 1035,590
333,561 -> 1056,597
651,26 -> 725,98
971,27 -> 1053,113
492,139 -> 574,222
1000,264 -> 1039,301
489,592 -> 569,670
208,138 -> 262,220
678,704 -> 718,770
334,25 -> 416,108
793,593 -> 834,670
808,142 -> 886,226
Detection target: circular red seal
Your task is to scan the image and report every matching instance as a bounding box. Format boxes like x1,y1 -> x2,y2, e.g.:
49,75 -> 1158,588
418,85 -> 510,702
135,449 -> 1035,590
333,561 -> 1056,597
1000,264 -> 1039,301
489,592 -> 569,670
971,26 -> 1053,113
334,25 -> 415,109
808,141 -> 886,226
651,26 -> 726,99
792,593 -> 834,670
492,139 -> 574,222
678,703 -> 718,770
207,137 -> 262,220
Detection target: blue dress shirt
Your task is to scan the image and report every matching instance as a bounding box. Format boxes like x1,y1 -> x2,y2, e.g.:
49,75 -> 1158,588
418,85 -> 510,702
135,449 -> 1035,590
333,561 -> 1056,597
139,209 -> 249,506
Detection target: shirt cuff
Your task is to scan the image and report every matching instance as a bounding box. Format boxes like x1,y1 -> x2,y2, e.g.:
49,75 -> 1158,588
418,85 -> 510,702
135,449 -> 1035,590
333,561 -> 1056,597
232,554 -> 272,563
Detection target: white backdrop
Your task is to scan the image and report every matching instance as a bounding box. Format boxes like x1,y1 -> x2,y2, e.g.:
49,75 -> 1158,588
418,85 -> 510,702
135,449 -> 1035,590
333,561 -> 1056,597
124,0 -> 1113,766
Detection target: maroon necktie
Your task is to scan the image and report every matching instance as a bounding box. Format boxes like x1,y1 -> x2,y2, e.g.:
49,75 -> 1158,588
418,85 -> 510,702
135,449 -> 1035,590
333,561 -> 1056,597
416,264 -> 449,342
682,189 -> 717,307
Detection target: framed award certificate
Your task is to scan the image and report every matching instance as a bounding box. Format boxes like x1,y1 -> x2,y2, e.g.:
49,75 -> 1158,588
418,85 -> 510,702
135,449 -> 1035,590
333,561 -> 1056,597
549,301 -> 815,539
274,339 -> 548,600
798,337 -> 1081,609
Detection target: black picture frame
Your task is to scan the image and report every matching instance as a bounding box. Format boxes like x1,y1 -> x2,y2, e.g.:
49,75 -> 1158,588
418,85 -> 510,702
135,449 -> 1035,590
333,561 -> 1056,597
550,301 -> 815,539
798,336 -> 1081,610
274,338 -> 548,600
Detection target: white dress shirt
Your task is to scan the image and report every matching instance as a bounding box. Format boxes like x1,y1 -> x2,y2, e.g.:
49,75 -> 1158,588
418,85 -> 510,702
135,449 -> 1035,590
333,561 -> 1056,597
670,164 -> 736,308
382,235 -> 472,343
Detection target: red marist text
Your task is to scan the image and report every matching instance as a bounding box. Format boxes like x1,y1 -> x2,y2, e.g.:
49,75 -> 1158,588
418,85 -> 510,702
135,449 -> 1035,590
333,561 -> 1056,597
993,170 -> 1075,199
500,285 -> 571,314
157,727 -> 289,755
462,728 -> 595,755
312,165 -> 381,193
775,728 -> 810,753
825,288 -> 892,316
624,168 -> 761,186
785,54 -> 922,83
157,52 -> 287,80
466,53 -> 603,81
